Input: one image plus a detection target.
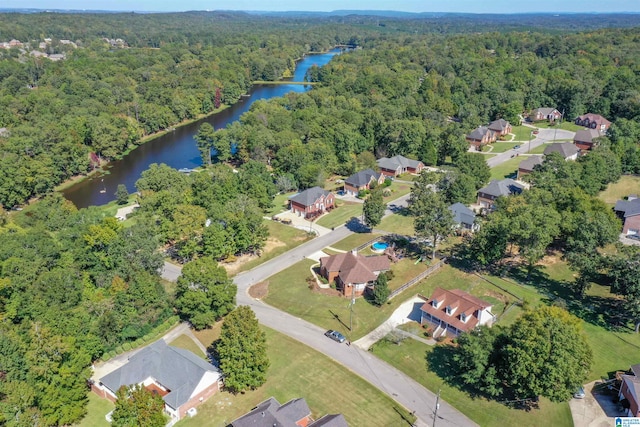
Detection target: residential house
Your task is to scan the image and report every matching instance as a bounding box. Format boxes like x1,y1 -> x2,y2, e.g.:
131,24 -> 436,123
420,288 -> 494,338
344,169 -> 384,195
530,107 -> 561,122
8,39 -> 23,47
476,179 -> 524,211
517,156 -> 543,179
488,119 -> 512,137
377,155 -> 424,177
93,340 -> 222,421
466,126 -> 496,150
573,128 -> 604,152
289,187 -> 335,219
614,196 -> 640,236
448,203 -> 478,232
575,113 -> 611,132
619,364 -> 640,417
230,397 -> 348,427
543,142 -> 580,161
319,250 -> 390,297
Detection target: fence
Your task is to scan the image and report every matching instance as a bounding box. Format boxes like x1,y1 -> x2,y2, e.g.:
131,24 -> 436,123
388,258 -> 446,300
354,234 -> 390,252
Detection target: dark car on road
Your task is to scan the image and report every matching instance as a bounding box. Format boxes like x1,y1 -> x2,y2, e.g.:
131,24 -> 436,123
325,330 -> 346,343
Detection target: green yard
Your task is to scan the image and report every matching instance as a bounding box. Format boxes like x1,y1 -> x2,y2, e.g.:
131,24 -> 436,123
168,334 -> 206,359
330,233 -> 382,251
488,142 -> 521,153
377,210 -> 414,235
535,121 -> 583,132
178,327 -> 415,427
510,125 -> 536,141
75,393 -> 113,427
526,144 -> 548,154
266,192 -> 295,217
598,175 -> 640,205
383,181 -> 413,200
316,201 -> 362,229
490,156 -> 522,180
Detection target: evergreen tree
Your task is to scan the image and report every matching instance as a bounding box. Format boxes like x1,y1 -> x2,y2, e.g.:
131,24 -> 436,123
115,184 -> 129,205
215,306 -> 269,393
371,273 -> 390,306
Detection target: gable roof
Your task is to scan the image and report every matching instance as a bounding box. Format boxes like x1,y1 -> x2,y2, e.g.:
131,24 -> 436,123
448,203 -> 476,227
543,142 -> 579,159
310,414 -> 349,427
289,187 -> 331,207
532,107 -> 559,117
488,119 -> 510,132
622,375 -> 640,407
631,364 -> 640,377
576,113 -> 611,127
420,288 -> 493,333
518,156 -> 543,172
478,179 -> 524,198
377,155 -> 423,171
345,169 -> 380,188
230,397 -> 348,427
467,126 -> 492,140
574,129 -> 603,144
99,340 -> 219,410
615,198 -> 640,218
320,252 -> 390,285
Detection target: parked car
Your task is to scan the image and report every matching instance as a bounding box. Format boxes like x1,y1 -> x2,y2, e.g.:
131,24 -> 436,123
627,234 -> 640,241
574,386 -> 586,399
513,145 -> 520,149
532,130 -> 539,135
324,330 -> 346,343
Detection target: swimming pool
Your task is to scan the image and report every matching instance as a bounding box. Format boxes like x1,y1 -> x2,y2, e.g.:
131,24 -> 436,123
371,241 -> 389,252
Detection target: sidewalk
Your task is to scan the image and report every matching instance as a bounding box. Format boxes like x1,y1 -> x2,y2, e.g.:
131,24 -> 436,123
271,211 -> 333,236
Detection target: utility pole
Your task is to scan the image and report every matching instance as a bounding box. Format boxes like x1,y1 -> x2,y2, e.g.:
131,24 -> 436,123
432,389 -> 440,427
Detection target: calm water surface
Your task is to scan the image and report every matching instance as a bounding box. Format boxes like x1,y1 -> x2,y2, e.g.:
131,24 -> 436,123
63,49 -> 339,208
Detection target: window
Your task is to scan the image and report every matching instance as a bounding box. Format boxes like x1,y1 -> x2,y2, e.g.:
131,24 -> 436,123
431,299 -> 439,308
460,313 -> 467,323
445,306 -> 452,315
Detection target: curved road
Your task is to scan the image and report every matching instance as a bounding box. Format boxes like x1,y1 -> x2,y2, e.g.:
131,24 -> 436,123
486,127 -> 575,168
163,193 -> 477,427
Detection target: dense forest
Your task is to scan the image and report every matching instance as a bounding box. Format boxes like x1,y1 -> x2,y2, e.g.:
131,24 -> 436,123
1,10 -> 640,425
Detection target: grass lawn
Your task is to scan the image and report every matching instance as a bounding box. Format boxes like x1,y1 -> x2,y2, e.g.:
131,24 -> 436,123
235,220 -> 312,273
490,157 -> 522,180
387,258 -> 431,291
75,393 -> 114,427
598,175 -> 640,205
377,211 -> 414,236
331,233 -> 382,251
371,338 -> 572,427
266,192 -> 295,217
168,334 -> 206,359
178,327 -> 415,427
526,143 -> 548,154
535,121 -> 583,132
488,142 -> 521,153
510,125 -> 536,141
316,201 -> 362,229
396,173 -> 419,182
383,182 -> 412,201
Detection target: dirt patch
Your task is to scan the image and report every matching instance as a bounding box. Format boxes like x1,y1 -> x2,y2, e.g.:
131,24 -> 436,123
249,281 -> 269,299
483,289 -> 511,304
221,237 -> 286,275
537,252 -> 562,266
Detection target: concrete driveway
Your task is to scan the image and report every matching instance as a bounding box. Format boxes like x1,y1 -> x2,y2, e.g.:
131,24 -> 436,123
569,381 -> 626,427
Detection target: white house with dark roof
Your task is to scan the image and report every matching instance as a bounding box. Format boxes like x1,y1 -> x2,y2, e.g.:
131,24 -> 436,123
476,179 -> 524,211
530,107 -> 561,122
543,142 -> 579,161
420,288 -> 494,338
376,155 -> 424,177
231,397 -> 348,427
93,340 -> 222,420
615,196 -> 640,236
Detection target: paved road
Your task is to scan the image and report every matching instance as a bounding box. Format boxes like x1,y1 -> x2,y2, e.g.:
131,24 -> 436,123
161,192 -> 476,426
486,127 -> 576,168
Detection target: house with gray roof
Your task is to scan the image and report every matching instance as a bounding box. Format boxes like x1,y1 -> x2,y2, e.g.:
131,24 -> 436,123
289,186 -> 335,219
517,156 -> 544,179
231,397 -> 348,427
344,169 -> 384,195
488,119 -> 512,136
377,155 -> 424,177
466,126 -> 496,150
574,128 -> 604,152
530,107 -> 561,122
93,340 -> 222,420
448,203 -> 478,232
615,196 -> 640,236
543,142 -> 579,160
477,179 -> 524,211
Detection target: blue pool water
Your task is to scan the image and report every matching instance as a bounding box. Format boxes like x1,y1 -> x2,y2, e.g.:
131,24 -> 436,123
372,242 -> 389,251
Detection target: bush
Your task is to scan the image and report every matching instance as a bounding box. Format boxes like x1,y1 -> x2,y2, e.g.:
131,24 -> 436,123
384,178 -> 392,187
122,342 -> 132,351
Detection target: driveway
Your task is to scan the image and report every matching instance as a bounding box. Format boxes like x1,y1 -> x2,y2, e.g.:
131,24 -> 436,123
569,381 -> 626,427
486,127 -> 576,168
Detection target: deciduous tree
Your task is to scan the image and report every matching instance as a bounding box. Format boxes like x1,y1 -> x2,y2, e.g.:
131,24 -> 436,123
363,187 -> 386,230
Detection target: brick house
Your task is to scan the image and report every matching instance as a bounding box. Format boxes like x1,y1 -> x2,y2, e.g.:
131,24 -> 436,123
488,119 -> 512,137
517,156 -> 543,179
376,155 -> 424,177
466,126 -> 496,150
476,179 -> 524,211
575,113 -> 611,132
319,251 -> 390,297
420,288 -> 494,338
92,340 -> 222,421
614,196 -> 640,236
530,107 -> 561,122
543,142 -> 580,161
344,169 -> 384,195
289,187 -> 335,219
230,397 -> 348,427
573,129 -> 604,152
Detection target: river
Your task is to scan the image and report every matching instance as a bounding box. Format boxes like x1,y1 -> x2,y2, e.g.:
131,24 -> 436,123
63,49 -> 340,208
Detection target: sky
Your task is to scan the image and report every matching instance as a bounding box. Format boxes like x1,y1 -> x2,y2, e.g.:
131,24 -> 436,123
12,0 -> 640,13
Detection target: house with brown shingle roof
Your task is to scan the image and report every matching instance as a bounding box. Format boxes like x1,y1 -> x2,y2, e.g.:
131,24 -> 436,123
575,113 -> 611,132
543,142 -> 579,160
319,251 -> 390,297
517,156 -> 543,179
420,288 -> 494,338
465,126 -> 496,150
230,397 -> 348,427
573,128 -> 604,152
488,119 -> 512,137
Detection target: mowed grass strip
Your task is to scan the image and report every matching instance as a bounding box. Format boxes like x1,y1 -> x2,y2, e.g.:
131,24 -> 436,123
75,393 -> 114,427
490,156 -> 522,180
598,175 -> 640,205
178,327 -> 414,427
168,334 -> 206,359
377,211 -> 414,236
488,142 -> 521,153
331,233 -> 382,251
316,201 -> 362,229
371,338 -> 573,427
